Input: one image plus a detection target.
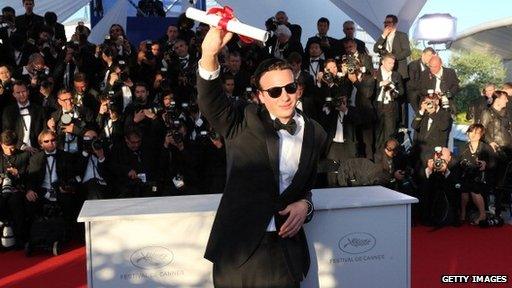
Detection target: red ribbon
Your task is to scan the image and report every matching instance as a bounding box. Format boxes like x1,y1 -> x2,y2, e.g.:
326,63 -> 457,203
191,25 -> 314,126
206,6 -> 254,44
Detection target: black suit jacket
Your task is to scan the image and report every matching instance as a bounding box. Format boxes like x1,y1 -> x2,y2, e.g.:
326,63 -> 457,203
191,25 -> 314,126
197,73 -> 327,281
373,31 -> 410,79
2,102 -> 46,148
412,108 -> 452,149
305,35 -> 338,58
407,59 -> 428,111
26,149 -> 77,193
321,106 -> 362,153
15,13 -> 45,40
337,37 -> 368,56
418,67 -> 460,97
374,68 -> 404,112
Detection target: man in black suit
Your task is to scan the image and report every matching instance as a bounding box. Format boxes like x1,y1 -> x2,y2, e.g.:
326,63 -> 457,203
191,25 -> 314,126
373,15 -> 410,80
221,51 -> 251,97
26,130 -> 80,232
287,52 -> 315,98
15,0 -> 45,41
0,7 -> 17,67
3,81 -> 45,154
275,11 -> 302,43
0,130 -> 31,248
72,73 -> 100,117
419,55 -> 460,114
337,20 -> 367,56
198,28 -> 327,287
271,25 -> 303,61
76,129 -> 109,199
407,47 -> 436,112
47,89 -> 95,154
43,12 -> 66,45
374,53 -> 404,150
302,40 -> 324,88
305,17 -> 337,59
467,83 -> 495,124
321,94 -> 362,186
411,93 -> 452,165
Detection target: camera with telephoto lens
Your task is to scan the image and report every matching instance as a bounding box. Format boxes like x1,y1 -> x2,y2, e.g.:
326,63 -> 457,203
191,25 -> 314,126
117,60 -> 129,82
341,54 -> 361,74
439,91 -> 451,109
324,94 -> 345,110
166,120 -> 184,144
432,146 -> 445,171
0,173 -> 15,196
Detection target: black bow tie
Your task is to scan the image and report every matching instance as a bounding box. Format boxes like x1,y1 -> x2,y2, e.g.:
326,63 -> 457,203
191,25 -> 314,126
273,118 -> 297,135
45,153 -> 56,158
311,59 -> 319,63
19,105 -> 30,110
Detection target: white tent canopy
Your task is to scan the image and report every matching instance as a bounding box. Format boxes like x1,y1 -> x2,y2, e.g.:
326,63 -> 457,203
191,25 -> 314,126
3,0 -> 91,23
218,0 -> 426,42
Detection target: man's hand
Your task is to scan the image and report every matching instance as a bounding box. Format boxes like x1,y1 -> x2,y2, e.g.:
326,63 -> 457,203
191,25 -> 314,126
201,24 -> 233,71
133,110 -> 146,123
47,118 -> 56,131
143,108 -> 157,120
6,167 -> 19,178
394,170 -> 405,181
128,169 -> 138,180
489,142 -> 499,152
278,200 -> 309,238
99,101 -> 109,115
383,26 -> 393,38
26,190 -> 38,202
93,147 -> 105,161
419,100 -> 428,114
477,160 -> 487,171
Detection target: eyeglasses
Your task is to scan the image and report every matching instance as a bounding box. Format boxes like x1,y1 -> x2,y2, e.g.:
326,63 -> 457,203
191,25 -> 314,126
345,27 -> 354,30
384,21 -> 394,24
261,82 -> 298,98
43,139 -> 56,143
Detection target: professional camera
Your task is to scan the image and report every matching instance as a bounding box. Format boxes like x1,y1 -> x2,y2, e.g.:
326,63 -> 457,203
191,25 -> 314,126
341,54 -> 362,74
199,130 -> 220,141
382,82 -> 399,98
0,173 -> 15,195
460,158 -> 486,184
432,146 -> 445,171
145,40 -> 154,60
166,121 -> 184,144
324,94 -> 345,110
375,44 -> 387,56
83,137 -> 108,152
265,17 -> 279,32
439,91 -> 451,110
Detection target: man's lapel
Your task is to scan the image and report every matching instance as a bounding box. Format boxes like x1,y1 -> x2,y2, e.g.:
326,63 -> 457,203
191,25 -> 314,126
259,108 -> 280,191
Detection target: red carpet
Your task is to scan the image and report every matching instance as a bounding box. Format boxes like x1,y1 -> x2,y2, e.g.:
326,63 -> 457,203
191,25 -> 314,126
0,225 -> 511,288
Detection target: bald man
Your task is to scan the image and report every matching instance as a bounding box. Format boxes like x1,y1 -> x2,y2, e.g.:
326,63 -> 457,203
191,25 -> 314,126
418,56 -> 460,113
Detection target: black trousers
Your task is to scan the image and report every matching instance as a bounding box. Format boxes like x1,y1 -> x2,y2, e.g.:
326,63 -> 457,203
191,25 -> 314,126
213,232 -> 300,288
326,142 -> 356,187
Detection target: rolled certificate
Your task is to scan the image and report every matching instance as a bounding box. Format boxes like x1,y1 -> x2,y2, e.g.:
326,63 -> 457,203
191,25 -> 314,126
186,7 -> 269,43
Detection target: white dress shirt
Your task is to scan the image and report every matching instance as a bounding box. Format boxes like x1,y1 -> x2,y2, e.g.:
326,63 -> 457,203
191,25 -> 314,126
385,30 -> 396,53
82,154 -> 105,183
333,111 -> 346,143
42,151 -> 58,200
18,102 -> 32,147
377,69 -> 393,104
434,67 -> 444,93
198,61 -> 305,232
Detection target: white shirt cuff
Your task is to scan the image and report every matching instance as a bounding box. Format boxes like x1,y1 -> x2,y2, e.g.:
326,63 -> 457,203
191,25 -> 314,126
198,60 -> 220,81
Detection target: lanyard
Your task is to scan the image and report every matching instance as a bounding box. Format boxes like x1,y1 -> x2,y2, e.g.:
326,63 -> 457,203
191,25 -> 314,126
46,156 -> 56,184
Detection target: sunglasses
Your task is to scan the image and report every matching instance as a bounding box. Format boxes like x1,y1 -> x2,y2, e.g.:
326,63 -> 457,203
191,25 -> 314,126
261,82 -> 298,98
384,21 -> 394,24
43,139 -> 56,143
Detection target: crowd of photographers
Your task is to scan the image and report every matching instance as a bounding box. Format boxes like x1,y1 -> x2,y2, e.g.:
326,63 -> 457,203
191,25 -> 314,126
0,1 -> 511,250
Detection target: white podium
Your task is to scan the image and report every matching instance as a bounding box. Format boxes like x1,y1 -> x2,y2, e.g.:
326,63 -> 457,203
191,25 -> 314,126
77,186 -> 417,288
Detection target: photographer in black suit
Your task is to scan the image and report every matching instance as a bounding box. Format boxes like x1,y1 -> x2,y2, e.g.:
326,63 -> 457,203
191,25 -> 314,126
76,129 -> 109,200
3,80 -> 45,154
15,0 -> 44,41
374,53 -> 404,150
373,14 -> 410,80
25,130 -> 80,233
0,130 -> 31,248
198,27 -> 327,287
407,47 -> 436,112
305,17 -> 337,59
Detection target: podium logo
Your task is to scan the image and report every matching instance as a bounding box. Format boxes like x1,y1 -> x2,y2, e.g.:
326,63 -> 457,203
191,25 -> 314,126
338,233 -> 376,254
130,246 -> 174,270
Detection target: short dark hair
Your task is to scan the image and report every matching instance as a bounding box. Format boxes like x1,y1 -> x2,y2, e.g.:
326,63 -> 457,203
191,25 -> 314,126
422,47 -> 436,54
492,90 -> 508,101
134,82 -> 148,90
386,14 -> 398,24
1,130 -> 18,146
73,72 -> 87,83
253,58 -> 292,90
467,123 -> 485,135
287,52 -> 302,64
381,52 -> 396,61
57,88 -> 72,99
2,6 -> 15,14
125,128 -> 142,140
44,12 -> 57,25
317,17 -> 330,26
12,80 -> 27,88
222,74 -> 235,84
